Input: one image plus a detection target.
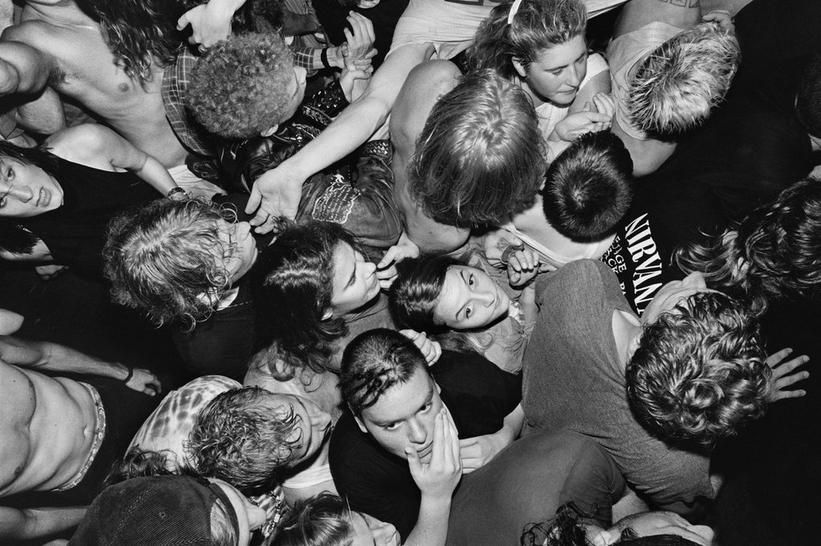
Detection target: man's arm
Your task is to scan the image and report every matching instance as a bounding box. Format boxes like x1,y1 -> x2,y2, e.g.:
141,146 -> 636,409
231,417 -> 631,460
0,336 -> 161,395
0,505 -> 86,542
15,87 -> 65,135
246,42 -> 433,226
613,0 -> 702,39
0,33 -> 55,96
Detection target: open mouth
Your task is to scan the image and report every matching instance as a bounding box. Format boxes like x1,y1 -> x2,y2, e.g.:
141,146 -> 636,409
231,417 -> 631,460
37,187 -> 51,208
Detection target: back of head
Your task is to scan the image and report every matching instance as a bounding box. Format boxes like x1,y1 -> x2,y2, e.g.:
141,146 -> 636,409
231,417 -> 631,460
339,328 -> 429,416
629,22 -> 740,140
188,32 -> 295,139
188,387 -> 300,494
796,53 -> 821,138
268,493 -> 353,546
541,131 -> 634,242
388,256 -> 461,333
253,221 -> 354,369
409,69 -> 545,227
70,475 -> 237,545
103,198 -> 233,329
626,291 -> 768,448
468,0 -> 587,79
74,0 -> 184,83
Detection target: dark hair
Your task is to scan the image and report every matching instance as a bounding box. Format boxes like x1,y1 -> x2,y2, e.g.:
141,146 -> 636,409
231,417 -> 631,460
389,256 -> 462,332
267,493 -> 355,546
187,32 -> 296,139
676,179 -> 821,313
542,131 -> 634,242
468,0 -> 587,80
188,387 -> 304,494
409,69 -> 545,227
339,328 -> 429,416
627,292 -> 768,448
796,53 -> 821,138
74,0 -> 185,84
0,141 -> 61,253
254,221 -> 357,374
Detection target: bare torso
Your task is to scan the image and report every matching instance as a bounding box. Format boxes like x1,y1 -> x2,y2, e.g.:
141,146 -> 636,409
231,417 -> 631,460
0,363 -> 97,497
10,2 -> 186,167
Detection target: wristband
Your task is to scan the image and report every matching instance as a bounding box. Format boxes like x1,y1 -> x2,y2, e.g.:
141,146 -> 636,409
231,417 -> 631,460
320,47 -> 332,70
122,366 -> 134,384
167,187 -> 187,199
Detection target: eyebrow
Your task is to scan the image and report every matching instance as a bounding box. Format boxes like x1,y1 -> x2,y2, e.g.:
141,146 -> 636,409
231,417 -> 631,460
547,51 -> 587,72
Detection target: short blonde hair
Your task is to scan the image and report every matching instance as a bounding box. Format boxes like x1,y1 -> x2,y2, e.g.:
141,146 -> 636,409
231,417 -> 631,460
629,22 -> 740,140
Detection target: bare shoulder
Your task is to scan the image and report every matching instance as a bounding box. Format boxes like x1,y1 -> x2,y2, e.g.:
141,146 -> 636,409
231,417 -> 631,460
46,124 -> 115,168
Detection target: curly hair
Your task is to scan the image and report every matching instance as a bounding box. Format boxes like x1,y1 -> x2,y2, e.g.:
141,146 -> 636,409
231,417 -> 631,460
676,179 -> 821,313
75,0 -> 184,84
627,291 -> 769,448
409,69 -> 545,227
267,493 -> 355,546
467,0 -> 587,80
628,22 -> 740,140
254,221 -> 357,375
187,32 -> 296,139
541,131 -> 634,243
102,198 -> 239,330
188,387 -> 304,494
796,53 -> 821,138
339,328 -> 429,416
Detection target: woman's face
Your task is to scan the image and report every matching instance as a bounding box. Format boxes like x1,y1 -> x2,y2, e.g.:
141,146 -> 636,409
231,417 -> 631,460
433,265 -> 510,330
0,157 -> 63,217
208,478 -> 267,546
349,510 -> 400,546
516,34 -> 588,106
586,511 -> 715,545
330,242 -> 380,317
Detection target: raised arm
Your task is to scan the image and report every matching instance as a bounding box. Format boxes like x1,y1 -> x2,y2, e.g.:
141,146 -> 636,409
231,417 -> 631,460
246,42 -> 434,229
0,505 -> 87,542
0,29 -> 55,96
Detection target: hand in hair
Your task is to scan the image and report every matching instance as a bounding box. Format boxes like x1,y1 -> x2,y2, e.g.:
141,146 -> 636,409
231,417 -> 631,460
765,347 -> 810,402
177,0 -> 238,48
702,9 -> 736,35
376,232 -> 420,288
406,407 -> 462,500
400,329 -> 442,365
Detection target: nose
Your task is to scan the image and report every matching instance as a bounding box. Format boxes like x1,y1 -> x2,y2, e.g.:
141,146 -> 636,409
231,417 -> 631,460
3,184 -> 33,202
681,271 -> 707,290
565,64 -> 581,88
476,289 -> 495,307
407,417 -> 427,444
363,260 -> 377,277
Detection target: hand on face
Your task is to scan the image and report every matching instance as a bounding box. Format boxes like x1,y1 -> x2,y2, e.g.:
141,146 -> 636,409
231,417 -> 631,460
406,407 -> 462,501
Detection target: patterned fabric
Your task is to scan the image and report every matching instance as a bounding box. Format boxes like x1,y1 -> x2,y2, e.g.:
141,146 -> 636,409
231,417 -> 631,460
127,375 -> 241,471
161,49 -> 217,157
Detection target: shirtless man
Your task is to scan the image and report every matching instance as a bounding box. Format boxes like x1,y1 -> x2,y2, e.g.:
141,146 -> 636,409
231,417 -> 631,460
0,308 -> 160,542
0,1 -> 192,176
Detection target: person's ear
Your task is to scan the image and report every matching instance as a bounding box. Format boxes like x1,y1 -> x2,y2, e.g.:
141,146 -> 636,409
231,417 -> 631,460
354,414 -> 368,434
260,125 -> 279,138
512,57 -> 528,79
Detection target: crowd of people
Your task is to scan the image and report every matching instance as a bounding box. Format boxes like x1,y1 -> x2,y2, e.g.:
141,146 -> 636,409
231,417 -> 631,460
1,0 -> 819,544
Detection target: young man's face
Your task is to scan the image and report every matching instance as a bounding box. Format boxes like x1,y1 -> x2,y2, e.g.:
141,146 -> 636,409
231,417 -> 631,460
355,366 -> 444,464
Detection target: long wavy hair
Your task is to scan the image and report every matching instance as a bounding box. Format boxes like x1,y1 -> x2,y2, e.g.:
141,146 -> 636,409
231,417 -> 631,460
467,0 -> 587,80
676,179 -> 821,313
253,221 -> 358,375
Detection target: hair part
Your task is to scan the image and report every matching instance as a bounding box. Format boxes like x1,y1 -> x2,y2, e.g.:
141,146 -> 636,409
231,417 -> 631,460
267,493 -> 354,546
541,131 -> 634,242
467,0 -> 587,79
629,22 -> 740,140
627,292 -> 769,448
339,328 -> 430,416
187,32 -> 296,139
188,387 -> 304,494
409,69 -> 545,227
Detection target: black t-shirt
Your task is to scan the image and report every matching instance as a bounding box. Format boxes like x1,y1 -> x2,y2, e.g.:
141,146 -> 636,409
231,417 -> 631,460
329,350 -> 521,539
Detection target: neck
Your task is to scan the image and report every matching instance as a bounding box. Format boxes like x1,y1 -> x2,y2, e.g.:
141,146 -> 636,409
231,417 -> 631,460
611,309 -> 642,369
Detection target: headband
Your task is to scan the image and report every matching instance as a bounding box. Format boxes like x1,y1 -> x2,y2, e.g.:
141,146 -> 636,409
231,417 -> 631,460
507,0 -> 523,25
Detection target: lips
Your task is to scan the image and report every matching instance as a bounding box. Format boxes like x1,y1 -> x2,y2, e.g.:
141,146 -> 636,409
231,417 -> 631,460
36,187 -> 51,208
416,443 -> 433,460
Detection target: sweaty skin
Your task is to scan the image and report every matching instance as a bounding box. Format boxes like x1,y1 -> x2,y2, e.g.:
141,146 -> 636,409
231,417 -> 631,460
0,1 -> 187,168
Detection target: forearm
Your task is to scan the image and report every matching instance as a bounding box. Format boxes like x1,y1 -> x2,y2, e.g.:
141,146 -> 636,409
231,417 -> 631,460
0,506 -> 87,541
403,496 -> 452,546
33,341 -> 129,380
135,155 -> 178,196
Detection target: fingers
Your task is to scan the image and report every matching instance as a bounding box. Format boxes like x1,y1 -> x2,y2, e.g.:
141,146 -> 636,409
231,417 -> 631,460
766,347 -> 794,368
377,245 -> 400,270
177,12 -> 191,31
245,187 -> 262,216
427,410 -> 446,468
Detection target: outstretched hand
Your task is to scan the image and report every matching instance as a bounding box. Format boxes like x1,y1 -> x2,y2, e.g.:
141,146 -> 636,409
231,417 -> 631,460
765,348 -> 810,402
245,159 -> 307,230
177,0 -> 236,49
